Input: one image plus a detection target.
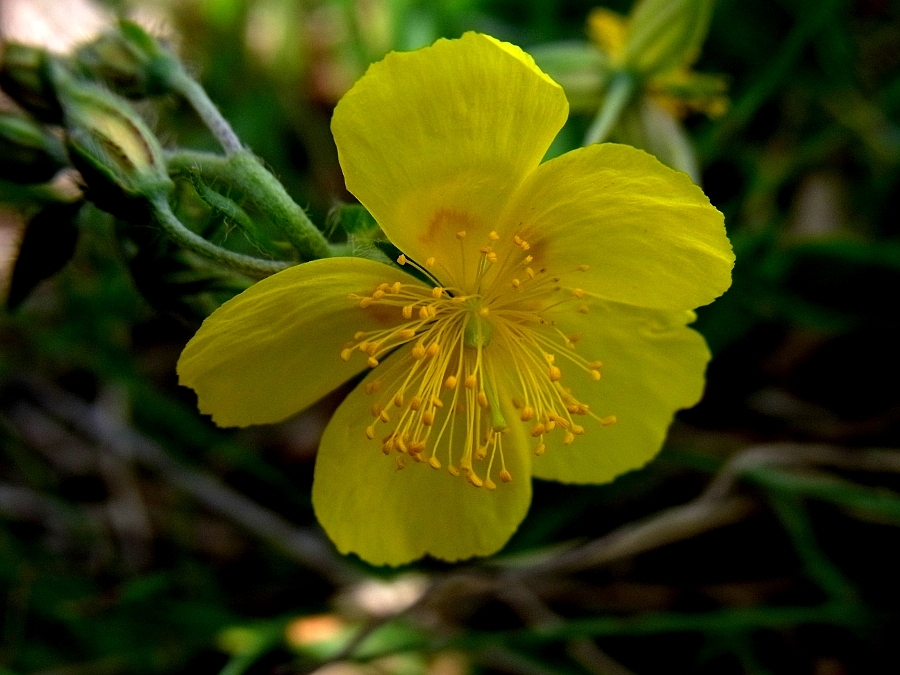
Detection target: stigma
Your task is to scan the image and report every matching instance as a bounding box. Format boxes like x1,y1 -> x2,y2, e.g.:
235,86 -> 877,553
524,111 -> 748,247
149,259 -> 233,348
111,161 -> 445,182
341,230 -> 614,489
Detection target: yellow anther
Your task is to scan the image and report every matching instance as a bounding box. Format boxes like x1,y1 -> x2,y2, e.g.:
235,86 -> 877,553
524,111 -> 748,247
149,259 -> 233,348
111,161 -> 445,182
397,254 -> 408,265
464,374 -> 477,389
577,305 -> 589,314
530,423 -> 545,437
479,245 -> 493,254
588,361 -> 603,369
572,424 -> 585,435
364,380 -> 382,394
555,417 -> 570,429
365,425 -> 376,440
568,333 -> 582,344
520,406 -> 534,421
410,396 -> 422,411
466,472 -> 484,487
426,342 -> 440,357
589,370 -> 602,381
534,443 -> 546,456
601,415 -> 617,426
512,398 -> 524,409
572,288 -> 586,299
395,456 -> 406,470
511,279 -> 520,288
432,286 -> 443,299
365,342 -> 379,356
475,446 -> 487,461
393,392 -> 404,407
378,409 -> 390,423
444,375 -> 458,389
422,410 -> 435,426
545,419 -> 556,431
367,356 -> 379,368
370,404 -> 382,417
520,241 -> 531,251
412,345 -> 426,360
487,252 -> 498,262
563,431 -> 576,445
398,329 -> 416,340
340,348 -> 353,361
377,283 -> 390,291
548,366 -> 562,382
456,230 -> 466,239
391,282 -> 402,294
395,435 -> 408,453
381,443 -> 392,455
526,267 -> 535,279
418,306 -> 430,320
426,257 -> 435,267
402,305 -> 414,319
373,289 -> 385,300
359,297 -> 373,308
524,255 -> 533,264
577,264 -> 590,271
429,457 -> 441,469
484,478 -> 497,490
488,231 -> 500,240
354,331 -> 366,340
409,440 -> 425,455
448,465 -> 460,477
478,307 -> 490,317
499,469 -> 512,483
431,396 -> 443,408
477,391 -> 489,408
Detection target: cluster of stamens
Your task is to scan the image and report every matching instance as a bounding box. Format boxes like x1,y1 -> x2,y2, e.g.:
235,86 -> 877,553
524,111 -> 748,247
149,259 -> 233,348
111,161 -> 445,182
341,229 -> 616,489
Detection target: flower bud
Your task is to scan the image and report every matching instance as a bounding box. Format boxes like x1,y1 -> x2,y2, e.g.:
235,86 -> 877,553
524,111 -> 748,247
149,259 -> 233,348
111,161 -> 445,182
0,113 -> 67,184
56,72 -> 172,220
0,43 -> 64,123
74,20 -> 177,99
622,0 -> 715,77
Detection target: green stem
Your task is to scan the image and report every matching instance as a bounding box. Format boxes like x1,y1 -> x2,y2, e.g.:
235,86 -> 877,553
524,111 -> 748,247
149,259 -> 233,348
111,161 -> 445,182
168,150 -> 332,261
584,71 -> 636,146
168,69 -> 243,155
150,195 -> 290,278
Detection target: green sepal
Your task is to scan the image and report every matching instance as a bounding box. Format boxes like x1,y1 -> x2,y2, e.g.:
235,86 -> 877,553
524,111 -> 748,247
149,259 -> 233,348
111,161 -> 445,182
6,201 -> 83,310
0,113 -> 68,184
0,43 -> 65,123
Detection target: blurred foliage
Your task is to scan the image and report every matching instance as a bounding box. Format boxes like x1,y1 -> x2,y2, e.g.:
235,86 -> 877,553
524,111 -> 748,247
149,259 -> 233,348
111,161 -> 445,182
2,0 -> 900,674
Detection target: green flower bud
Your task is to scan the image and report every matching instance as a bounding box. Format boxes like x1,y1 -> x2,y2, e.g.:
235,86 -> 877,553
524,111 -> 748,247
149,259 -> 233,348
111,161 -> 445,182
74,20 -> 177,99
0,43 -> 64,123
0,113 -> 67,184
622,0 -> 714,77
56,72 -> 172,220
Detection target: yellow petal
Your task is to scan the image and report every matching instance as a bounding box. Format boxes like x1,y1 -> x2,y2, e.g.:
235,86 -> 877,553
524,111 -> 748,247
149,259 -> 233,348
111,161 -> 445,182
313,350 -> 533,566
500,143 -> 734,311
531,297 -> 709,484
177,257 -> 421,427
332,32 -> 568,288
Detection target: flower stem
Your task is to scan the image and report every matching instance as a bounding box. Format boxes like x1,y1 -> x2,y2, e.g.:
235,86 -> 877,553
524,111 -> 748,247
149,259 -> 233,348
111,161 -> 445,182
167,68 -> 243,155
150,195 -> 291,278
167,150 -> 333,261
584,72 -> 636,146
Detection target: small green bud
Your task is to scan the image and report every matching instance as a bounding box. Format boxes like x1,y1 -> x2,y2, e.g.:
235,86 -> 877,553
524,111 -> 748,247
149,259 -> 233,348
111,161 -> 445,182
56,73 -> 171,220
74,20 -> 177,98
622,0 -> 714,77
0,113 -> 67,184
0,43 -> 64,123
529,42 -> 608,114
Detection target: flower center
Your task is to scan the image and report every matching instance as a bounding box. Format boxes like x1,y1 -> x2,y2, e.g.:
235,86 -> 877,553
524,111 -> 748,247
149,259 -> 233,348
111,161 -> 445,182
341,231 -> 616,489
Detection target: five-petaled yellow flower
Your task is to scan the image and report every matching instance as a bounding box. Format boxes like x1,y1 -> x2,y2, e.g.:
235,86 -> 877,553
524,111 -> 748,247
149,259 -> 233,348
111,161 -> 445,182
177,33 -> 734,566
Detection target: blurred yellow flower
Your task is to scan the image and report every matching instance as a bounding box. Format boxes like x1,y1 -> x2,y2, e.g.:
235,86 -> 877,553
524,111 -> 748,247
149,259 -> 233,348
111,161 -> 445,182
177,32 -> 733,566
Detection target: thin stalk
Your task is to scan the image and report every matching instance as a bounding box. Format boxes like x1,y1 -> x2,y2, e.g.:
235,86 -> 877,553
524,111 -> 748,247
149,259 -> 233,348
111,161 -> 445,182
168,69 -> 243,155
150,195 -> 290,277
584,72 -> 636,146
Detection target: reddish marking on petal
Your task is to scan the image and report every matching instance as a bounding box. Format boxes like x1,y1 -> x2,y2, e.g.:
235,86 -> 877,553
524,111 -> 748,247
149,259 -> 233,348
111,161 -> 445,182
422,208 -> 476,245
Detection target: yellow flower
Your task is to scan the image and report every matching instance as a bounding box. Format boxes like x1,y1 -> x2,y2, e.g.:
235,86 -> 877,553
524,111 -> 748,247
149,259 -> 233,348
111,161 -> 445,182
588,6 -> 728,120
177,32 -> 734,566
